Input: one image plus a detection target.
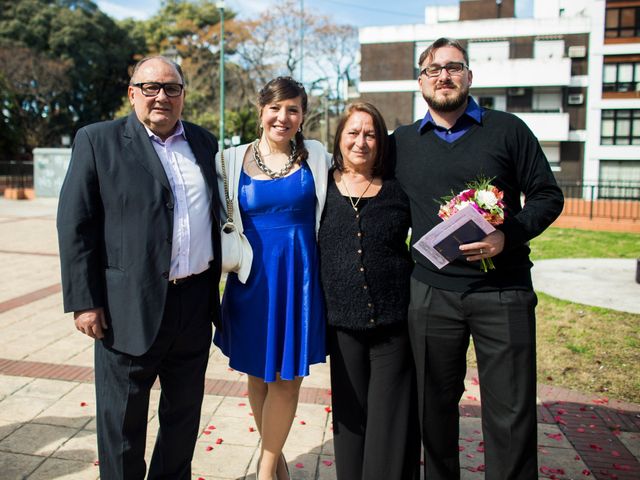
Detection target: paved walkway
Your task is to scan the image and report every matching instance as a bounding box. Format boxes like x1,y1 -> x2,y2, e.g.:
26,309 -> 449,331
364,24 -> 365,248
0,197 -> 638,480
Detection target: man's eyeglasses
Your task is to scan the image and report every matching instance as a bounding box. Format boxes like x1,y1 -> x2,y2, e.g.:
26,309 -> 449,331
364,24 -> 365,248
420,62 -> 468,78
131,82 -> 184,97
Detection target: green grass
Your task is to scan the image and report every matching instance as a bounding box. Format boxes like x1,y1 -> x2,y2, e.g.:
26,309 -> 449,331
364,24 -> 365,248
529,227 -> 640,260
530,228 -> 640,402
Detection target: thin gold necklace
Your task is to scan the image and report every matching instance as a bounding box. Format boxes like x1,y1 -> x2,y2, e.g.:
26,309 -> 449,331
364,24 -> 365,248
341,173 -> 374,212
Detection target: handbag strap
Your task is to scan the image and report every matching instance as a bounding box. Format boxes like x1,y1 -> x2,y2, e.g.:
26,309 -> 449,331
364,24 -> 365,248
220,147 -> 234,223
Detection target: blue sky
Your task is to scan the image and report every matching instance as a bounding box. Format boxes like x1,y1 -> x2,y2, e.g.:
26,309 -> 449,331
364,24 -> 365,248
97,0 -> 534,26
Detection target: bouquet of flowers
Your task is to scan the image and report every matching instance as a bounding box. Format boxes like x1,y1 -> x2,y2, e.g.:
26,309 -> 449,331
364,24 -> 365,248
438,176 -> 506,272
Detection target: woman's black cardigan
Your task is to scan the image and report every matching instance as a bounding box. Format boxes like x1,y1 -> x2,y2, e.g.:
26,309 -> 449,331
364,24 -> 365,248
318,173 -> 413,331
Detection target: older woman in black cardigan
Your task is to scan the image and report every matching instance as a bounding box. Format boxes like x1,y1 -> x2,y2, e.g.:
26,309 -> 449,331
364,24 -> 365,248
318,102 -> 420,480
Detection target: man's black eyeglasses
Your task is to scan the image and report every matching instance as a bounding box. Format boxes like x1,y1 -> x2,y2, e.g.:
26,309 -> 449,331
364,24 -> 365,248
131,82 -> 184,97
420,62 -> 468,78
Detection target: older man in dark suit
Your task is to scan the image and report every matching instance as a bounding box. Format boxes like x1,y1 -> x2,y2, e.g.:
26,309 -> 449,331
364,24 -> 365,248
57,56 -> 221,479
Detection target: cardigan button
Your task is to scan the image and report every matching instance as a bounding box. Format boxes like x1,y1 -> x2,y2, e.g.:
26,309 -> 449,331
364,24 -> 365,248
363,285 -> 368,290
357,249 -> 362,254
369,318 -> 375,323
359,267 -> 364,272
367,303 -> 373,308
357,232 -> 362,237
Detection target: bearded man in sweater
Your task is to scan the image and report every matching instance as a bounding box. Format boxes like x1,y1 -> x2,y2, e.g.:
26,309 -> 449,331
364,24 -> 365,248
392,37 -> 564,480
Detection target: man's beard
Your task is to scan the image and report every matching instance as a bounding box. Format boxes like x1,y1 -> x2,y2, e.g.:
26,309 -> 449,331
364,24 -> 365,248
423,82 -> 469,113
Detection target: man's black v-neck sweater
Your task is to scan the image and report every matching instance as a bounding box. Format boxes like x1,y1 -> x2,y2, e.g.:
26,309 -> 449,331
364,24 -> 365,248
393,108 -> 564,292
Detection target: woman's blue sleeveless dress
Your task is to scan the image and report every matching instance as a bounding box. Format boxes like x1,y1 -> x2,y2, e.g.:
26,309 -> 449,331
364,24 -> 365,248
213,162 -> 326,382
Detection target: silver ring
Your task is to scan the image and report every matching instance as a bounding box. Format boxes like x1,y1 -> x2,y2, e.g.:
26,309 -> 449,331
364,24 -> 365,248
480,248 -> 484,255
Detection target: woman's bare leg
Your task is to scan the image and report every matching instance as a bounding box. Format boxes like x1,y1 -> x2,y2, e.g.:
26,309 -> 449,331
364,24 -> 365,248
248,374 -> 301,480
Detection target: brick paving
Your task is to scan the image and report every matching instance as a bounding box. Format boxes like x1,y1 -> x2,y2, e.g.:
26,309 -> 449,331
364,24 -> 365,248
0,197 -> 638,479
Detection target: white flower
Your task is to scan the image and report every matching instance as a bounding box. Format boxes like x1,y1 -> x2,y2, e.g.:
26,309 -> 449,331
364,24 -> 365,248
457,200 -> 472,210
476,190 -> 498,208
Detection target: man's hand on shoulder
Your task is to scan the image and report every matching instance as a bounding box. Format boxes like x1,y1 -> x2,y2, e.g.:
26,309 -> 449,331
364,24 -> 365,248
74,307 -> 108,339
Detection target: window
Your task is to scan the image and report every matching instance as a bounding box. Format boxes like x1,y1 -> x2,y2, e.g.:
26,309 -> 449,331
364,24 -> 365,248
467,41 -> 509,62
605,7 -> 640,38
533,39 -> 565,59
600,110 -> 640,145
599,160 -> 640,198
603,60 -> 640,92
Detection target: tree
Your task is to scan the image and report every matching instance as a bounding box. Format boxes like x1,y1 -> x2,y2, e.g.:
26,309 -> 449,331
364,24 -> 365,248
0,43 -> 73,156
0,0 -> 141,157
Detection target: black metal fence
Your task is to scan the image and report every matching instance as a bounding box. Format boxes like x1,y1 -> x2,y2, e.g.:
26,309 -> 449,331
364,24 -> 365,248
558,181 -> 640,221
0,160 -> 34,192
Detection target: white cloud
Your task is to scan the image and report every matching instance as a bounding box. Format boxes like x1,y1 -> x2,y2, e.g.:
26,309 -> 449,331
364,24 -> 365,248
96,0 -> 152,20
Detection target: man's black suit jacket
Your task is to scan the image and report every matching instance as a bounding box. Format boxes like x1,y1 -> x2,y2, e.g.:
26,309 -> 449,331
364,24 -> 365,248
57,113 -> 221,356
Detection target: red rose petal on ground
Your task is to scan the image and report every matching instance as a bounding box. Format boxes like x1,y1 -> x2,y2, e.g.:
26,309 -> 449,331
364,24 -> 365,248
322,460 -> 333,466
575,455 -> 581,461
579,406 -> 587,411
205,446 -> 213,451
589,443 -> 603,451
471,377 -> 479,385
295,463 -> 304,469
577,428 -> 585,433
611,450 -> 621,457
592,397 -> 608,404
215,438 -> 223,444
466,453 -> 475,458
238,402 -> 246,406
458,446 -> 465,451
546,433 -> 563,441
207,425 -> 216,430
556,408 -> 567,415
473,430 -> 481,434
93,460 -> 99,466
581,470 -> 591,476
299,420 -> 306,425
613,464 -> 630,471
477,446 -> 485,452
202,430 -> 211,435
80,402 -> 88,407
197,477 -> 205,480
324,406 -> 332,413
466,395 -> 478,401
249,427 -> 256,432
554,416 -> 567,425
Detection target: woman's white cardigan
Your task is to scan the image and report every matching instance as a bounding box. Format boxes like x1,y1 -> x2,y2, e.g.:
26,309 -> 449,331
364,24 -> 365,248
216,139 -> 332,283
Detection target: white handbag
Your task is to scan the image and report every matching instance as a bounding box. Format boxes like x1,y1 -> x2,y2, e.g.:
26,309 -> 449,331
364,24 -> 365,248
219,148 -> 243,273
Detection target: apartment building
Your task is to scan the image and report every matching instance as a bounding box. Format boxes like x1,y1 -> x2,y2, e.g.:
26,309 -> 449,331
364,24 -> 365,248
358,0 -> 640,185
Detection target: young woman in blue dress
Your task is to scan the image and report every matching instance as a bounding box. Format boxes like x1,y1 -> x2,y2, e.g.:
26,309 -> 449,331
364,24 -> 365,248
213,77 -> 330,480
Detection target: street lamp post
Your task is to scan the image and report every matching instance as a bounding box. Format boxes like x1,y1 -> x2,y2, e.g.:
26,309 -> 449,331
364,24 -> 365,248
217,1 -> 225,145
299,0 -> 304,82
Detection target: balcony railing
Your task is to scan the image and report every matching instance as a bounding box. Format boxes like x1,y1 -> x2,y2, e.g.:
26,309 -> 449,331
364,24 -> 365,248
0,161 -> 34,192
558,181 -> 640,221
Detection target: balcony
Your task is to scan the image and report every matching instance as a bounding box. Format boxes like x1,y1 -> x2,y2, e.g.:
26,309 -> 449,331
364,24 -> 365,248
470,57 -> 572,88
513,112 -> 570,141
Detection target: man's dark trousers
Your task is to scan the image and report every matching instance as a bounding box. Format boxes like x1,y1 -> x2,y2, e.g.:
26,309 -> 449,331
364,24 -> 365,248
95,270 -> 213,480
408,279 -> 538,479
